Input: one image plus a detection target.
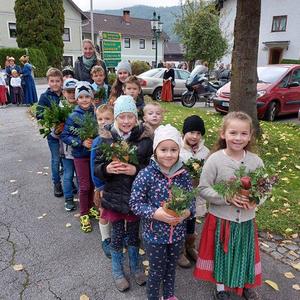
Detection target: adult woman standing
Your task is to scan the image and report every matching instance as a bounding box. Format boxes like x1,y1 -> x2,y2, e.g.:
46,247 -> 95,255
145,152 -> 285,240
161,62 -> 175,102
19,55 -> 38,105
74,39 -> 108,84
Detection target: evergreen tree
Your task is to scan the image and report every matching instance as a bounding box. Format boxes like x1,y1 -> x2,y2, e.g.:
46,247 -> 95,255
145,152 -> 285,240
15,0 -> 64,68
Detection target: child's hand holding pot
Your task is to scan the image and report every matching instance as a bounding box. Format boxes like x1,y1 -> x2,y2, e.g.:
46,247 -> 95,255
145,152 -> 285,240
153,207 -> 181,226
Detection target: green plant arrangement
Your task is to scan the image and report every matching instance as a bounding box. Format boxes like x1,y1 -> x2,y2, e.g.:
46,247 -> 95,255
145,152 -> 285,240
38,100 -> 72,138
163,185 -> 197,216
213,166 -> 279,204
94,87 -> 106,102
184,158 -> 205,179
70,112 -> 98,141
100,140 -> 139,165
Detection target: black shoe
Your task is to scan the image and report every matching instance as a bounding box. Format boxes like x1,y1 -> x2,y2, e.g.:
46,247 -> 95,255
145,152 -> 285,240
54,182 -> 63,197
214,291 -> 231,300
243,288 -> 261,300
64,198 -> 76,211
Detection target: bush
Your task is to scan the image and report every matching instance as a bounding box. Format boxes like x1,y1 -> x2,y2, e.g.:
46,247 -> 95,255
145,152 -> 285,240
281,59 -> 300,65
108,72 -> 117,86
131,60 -> 151,75
0,47 -> 47,77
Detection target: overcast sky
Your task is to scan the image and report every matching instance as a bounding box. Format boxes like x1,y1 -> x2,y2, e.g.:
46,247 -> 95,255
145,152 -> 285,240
72,0 -> 181,11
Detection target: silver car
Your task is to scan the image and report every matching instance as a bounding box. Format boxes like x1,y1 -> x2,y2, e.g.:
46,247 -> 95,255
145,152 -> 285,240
138,68 -> 190,100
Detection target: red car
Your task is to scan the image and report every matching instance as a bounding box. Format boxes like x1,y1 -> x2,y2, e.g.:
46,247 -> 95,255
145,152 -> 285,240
213,64 -> 300,121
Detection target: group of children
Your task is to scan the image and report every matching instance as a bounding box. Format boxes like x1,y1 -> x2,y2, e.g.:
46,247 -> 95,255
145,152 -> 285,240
36,63 -> 264,300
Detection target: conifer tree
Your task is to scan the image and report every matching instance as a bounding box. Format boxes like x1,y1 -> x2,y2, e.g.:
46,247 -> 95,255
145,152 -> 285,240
15,0 -> 64,68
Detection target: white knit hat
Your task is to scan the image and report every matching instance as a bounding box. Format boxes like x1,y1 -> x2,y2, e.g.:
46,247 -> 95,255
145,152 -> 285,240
75,81 -> 94,99
114,95 -> 138,119
153,124 -> 181,151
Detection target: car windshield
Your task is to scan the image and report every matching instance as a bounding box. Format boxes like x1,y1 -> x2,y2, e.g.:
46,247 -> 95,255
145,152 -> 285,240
140,68 -> 162,77
257,66 -> 288,83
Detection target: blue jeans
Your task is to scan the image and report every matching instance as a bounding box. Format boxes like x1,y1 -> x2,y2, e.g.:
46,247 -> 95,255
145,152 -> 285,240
47,137 -> 61,184
62,158 -> 75,199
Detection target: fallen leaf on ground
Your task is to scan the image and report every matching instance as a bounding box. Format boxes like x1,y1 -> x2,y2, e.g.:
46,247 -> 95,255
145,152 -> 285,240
80,295 -> 89,300
65,223 -> 72,228
292,233 -> 299,239
43,167 -> 49,170
11,190 -> 18,195
260,242 -> 269,248
139,248 -> 145,255
292,284 -> 300,291
36,171 -> 43,174
196,219 -> 202,224
142,260 -> 149,267
284,272 -> 295,279
37,216 -> 43,219
74,213 -> 80,218
285,228 -> 293,234
43,172 -> 48,176
13,264 -> 24,271
292,262 -> 300,271
265,280 -> 279,291
289,251 -> 299,257
17,160 -> 22,162
10,179 -> 16,183
42,213 -> 47,217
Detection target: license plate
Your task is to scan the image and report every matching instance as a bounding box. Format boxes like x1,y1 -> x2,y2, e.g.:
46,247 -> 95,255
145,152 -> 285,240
222,102 -> 229,107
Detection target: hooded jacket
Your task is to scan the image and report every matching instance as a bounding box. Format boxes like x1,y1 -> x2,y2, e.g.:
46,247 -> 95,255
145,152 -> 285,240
129,159 -> 196,244
94,123 -> 153,214
60,105 -> 95,158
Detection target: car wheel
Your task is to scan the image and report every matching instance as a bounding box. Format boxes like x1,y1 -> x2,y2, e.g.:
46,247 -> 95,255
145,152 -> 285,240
264,101 -> 278,121
181,92 -> 197,107
152,87 -> 162,101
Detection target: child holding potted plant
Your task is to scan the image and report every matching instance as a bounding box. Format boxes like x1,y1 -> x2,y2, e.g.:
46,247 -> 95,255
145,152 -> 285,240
194,112 -> 266,300
178,115 -> 209,268
130,124 -> 195,300
94,95 -> 153,292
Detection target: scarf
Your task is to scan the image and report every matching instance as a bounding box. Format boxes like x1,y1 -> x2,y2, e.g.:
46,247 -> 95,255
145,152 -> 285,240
82,54 -> 96,71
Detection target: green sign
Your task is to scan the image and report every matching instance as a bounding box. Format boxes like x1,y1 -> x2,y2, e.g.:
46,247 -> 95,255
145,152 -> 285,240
103,52 -> 121,60
102,31 -> 121,41
105,60 -> 121,68
103,41 -> 121,52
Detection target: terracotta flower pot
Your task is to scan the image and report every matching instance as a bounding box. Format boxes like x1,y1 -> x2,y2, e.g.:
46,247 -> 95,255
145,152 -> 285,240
239,189 -> 250,198
162,203 -> 179,217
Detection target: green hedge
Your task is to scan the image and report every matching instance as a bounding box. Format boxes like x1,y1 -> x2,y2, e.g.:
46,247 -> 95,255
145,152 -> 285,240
281,58 -> 300,65
131,60 -> 151,75
108,72 -> 117,86
0,47 -> 47,77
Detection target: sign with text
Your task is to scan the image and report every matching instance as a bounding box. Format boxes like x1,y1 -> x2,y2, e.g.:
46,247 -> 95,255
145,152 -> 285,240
101,31 -> 122,68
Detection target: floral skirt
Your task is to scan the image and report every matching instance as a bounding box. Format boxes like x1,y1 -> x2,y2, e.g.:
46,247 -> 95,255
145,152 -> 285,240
193,213 -> 262,296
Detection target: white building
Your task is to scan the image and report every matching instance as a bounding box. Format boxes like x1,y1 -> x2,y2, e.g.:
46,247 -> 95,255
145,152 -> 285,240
82,10 -> 166,67
218,0 -> 300,66
0,0 -> 87,67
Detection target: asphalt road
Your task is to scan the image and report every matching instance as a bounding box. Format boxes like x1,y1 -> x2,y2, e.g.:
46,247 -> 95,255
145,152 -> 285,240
0,106 -> 299,300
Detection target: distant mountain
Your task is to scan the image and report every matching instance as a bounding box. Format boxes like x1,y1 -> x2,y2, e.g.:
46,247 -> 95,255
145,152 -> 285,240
94,5 -> 181,41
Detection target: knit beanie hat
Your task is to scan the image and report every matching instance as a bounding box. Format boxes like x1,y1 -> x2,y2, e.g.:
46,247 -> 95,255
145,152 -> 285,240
75,81 -> 94,99
114,95 -> 138,119
116,60 -> 132,75
63,78 -> 78,90
182,115 -> 205,136
153,124 -> 181,151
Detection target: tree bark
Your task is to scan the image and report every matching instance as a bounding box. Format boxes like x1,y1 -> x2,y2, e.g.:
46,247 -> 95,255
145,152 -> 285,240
230,0 -> 261,136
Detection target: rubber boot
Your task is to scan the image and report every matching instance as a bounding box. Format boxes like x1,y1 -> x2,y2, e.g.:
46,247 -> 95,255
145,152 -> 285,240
185,234 -> 198,262
111,250 -> 130,292
128,246 -> 147,286
177,246 -> 192,268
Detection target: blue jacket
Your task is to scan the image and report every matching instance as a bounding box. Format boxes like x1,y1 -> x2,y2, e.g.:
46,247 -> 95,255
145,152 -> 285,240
36,88 -> 63,140
90,136 -> 104,189
61,105 -> 95,158
129,159 -> 195,245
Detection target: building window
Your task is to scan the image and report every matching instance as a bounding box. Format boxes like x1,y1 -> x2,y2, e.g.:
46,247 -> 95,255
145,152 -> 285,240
63,28 -> 71,42
124,38 -> 130,48
152,39 -> 156,50
62,56 -> 74,67
272,16 -> 287,32
8,23 -> 17,38
139,39 -> 145,49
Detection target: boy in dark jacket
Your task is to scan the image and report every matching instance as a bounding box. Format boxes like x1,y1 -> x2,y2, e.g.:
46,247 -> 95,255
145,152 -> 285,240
94,95 -> 153,292
61,81 -> 99,232
36,68 -> 64,197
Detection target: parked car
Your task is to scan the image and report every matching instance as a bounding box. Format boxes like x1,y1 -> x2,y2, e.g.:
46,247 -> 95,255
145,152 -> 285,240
213,64 -> 300,121
138,68 -> 190,100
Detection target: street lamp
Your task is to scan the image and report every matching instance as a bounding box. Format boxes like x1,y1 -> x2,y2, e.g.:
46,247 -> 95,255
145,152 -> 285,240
151,11 -> 163,68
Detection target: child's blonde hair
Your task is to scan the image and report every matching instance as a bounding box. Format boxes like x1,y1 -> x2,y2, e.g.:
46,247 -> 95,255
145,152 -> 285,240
96,104 -> 114,116
123,75 -> 141,90
143,102 -> 164,114
46,67 -> 63,80
90,65 -> 105,76
211,111 -> 255,154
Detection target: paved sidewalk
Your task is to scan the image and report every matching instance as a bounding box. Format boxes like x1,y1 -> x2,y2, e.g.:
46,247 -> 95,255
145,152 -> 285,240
0,107 -> 299,300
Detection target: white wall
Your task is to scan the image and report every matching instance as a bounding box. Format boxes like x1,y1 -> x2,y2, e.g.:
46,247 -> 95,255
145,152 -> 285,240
0,0 -> 17,48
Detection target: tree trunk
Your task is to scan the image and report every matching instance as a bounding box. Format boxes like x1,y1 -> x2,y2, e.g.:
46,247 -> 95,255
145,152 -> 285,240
230,0 -> 261,136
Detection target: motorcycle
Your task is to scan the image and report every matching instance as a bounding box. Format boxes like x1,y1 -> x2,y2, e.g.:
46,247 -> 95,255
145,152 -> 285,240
181,65 -> 220,108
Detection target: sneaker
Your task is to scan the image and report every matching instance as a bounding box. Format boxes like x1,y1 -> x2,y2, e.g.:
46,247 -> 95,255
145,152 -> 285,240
54,182 -> 63,197
64,199 -> 76,211
214,291 -> 231,300
102,238 -> 112,258
88,207 -> 100,219
80,215 -> 92,233
243,288 -> 261,300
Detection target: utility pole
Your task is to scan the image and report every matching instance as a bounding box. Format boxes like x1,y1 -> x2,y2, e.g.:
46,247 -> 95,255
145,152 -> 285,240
90,0 -> 94,44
